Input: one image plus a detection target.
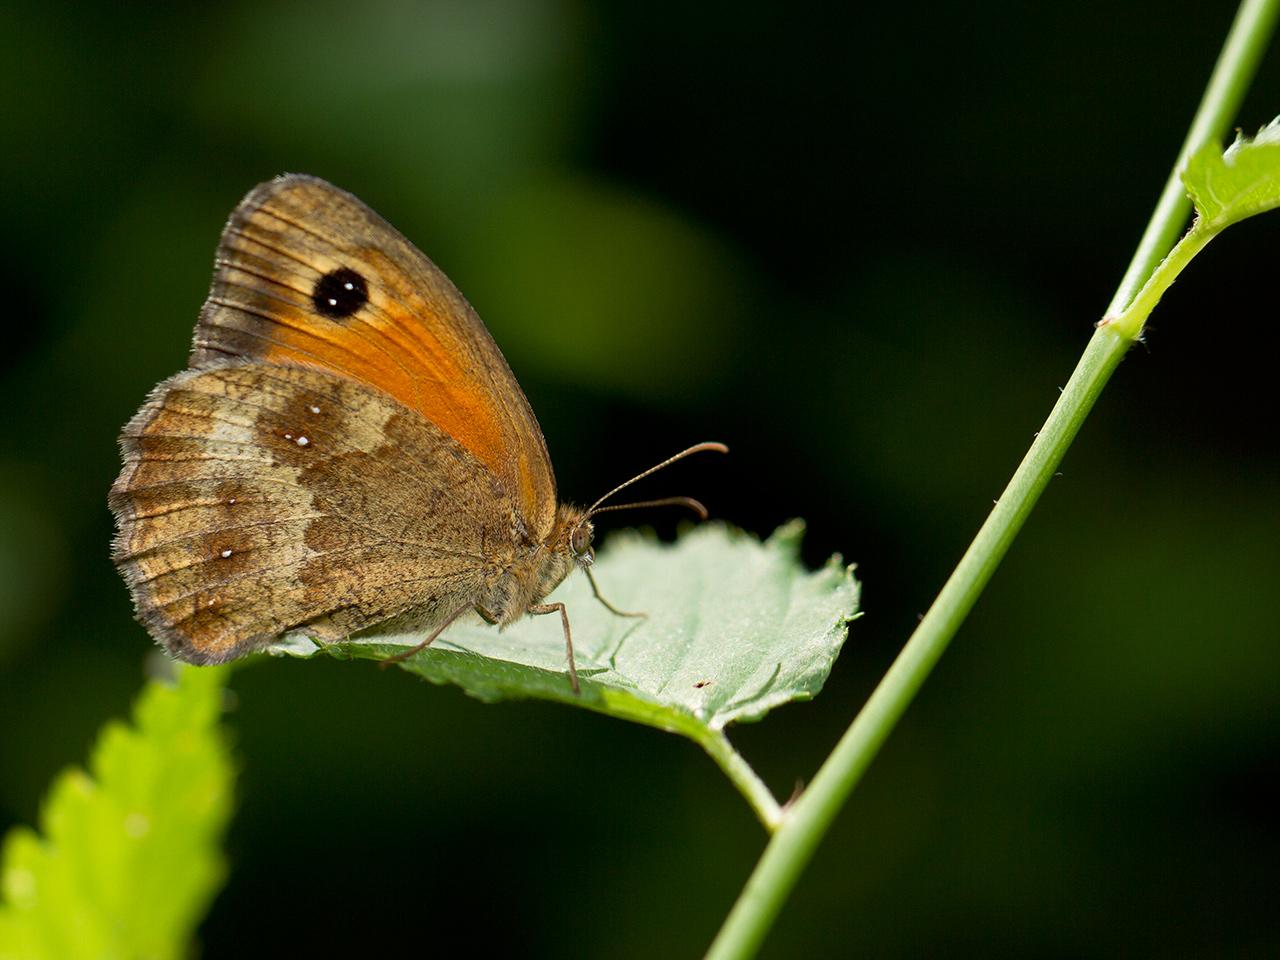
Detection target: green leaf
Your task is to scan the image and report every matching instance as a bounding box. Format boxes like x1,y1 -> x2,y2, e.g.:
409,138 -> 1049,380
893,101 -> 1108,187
277,522 -> 860,734
0,666 -> 234,960
1182,115 -> 1280,230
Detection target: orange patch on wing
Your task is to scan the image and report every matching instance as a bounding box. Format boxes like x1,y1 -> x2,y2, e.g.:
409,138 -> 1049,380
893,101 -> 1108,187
256,301 -> 508,483
191,174 -> 558,538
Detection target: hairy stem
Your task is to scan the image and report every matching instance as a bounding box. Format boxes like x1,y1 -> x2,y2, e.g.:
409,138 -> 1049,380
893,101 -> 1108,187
700,731 -> 784,832
705,1 -> 1280,956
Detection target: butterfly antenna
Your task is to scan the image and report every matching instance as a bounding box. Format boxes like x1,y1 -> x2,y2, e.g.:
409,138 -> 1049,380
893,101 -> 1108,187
588,496 -> 710,520
584,442 -> 728,518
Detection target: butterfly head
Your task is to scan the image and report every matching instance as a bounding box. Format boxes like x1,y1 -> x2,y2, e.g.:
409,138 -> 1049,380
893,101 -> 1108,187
560,441 -> 730,570
547,503 -> 594,568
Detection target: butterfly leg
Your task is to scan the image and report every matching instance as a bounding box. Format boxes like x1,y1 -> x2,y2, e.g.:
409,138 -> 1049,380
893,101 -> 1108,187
584,567 -> 647,619
379,603 -> 471,667
528,601 -> 580,695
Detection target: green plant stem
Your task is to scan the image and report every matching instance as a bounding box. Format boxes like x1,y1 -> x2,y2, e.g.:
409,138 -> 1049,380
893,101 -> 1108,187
705,1 -> 1279,956
707,325 -> 1128,960
1106,223 -> 1216,340
1106,0 -> 1278,318
700,732 -> 784,832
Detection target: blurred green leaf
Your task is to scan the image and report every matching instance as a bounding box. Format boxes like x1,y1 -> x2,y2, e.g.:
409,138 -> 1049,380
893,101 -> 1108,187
0,666 -> 233,960
1183,116 -> 1280,230
190,0 -> 579,217
276,522 -> 859,735
0,464 -> 68,663
465,175 -> 745,403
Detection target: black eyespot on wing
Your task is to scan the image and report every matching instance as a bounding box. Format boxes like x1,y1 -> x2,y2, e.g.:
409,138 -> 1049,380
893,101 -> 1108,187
312,268 -> 368,319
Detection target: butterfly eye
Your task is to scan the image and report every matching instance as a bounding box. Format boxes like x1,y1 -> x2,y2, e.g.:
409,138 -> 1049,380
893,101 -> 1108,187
570,523 -> 593,558
312,267 -> 368,319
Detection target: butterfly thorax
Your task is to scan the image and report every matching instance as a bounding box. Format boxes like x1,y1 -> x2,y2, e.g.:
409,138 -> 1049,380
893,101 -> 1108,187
482,503 -> 590,626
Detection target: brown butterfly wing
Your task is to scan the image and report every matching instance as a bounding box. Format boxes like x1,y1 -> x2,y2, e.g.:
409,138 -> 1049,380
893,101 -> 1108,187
111,363 -> 518,663
191,173 -> 556,541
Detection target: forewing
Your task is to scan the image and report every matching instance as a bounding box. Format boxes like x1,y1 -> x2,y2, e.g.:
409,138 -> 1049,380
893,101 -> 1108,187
191,174 -> 556,540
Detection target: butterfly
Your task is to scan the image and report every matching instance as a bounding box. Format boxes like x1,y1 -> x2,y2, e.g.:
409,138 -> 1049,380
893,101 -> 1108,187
109,174 -> 725,693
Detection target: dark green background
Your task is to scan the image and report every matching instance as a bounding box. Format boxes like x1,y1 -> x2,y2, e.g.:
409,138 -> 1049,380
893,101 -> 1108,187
2,1 -> 1277,956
